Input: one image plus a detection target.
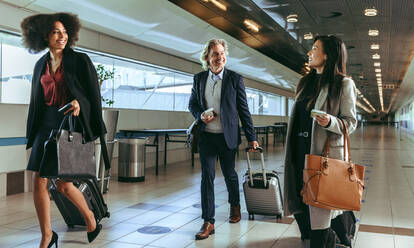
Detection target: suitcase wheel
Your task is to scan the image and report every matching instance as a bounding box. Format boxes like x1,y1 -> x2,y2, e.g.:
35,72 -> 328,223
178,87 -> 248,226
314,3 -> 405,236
248,213 -> 254,220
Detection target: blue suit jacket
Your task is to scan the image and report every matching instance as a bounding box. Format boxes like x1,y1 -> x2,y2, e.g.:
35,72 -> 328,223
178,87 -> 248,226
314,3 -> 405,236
188,68 -> 256,149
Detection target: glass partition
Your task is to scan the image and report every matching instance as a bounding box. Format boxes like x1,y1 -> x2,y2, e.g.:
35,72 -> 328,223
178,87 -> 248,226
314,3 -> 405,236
246,88 -> 286,116
0,30 -> 289,117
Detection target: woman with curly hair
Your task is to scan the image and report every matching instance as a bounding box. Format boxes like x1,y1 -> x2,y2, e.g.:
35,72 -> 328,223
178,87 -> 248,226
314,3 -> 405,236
21,12 -> 108,247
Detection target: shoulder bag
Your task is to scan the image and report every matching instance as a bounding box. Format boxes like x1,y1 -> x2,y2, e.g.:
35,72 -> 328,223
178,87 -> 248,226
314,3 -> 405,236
301,119 -> 365,211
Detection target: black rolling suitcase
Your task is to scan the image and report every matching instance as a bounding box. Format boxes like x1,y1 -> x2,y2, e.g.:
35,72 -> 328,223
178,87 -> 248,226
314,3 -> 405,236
50,178 -> 110,228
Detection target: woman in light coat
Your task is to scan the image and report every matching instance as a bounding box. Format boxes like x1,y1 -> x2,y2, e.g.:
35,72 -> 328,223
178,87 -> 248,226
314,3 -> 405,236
283,35 -> 357,248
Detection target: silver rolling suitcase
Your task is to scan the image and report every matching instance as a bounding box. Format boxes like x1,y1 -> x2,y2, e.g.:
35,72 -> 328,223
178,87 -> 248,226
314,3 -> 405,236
243,147 -> 283,220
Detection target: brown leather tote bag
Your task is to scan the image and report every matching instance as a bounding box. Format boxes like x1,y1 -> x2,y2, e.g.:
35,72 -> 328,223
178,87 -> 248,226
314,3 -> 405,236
301,119 -> 365,211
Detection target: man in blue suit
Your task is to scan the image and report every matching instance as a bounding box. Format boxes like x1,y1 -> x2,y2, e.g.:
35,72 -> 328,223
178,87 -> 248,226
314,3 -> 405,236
189,38 -> 259,240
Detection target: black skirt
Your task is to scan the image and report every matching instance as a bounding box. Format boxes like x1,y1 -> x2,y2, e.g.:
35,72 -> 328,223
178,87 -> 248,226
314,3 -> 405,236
26,106 -> 65,172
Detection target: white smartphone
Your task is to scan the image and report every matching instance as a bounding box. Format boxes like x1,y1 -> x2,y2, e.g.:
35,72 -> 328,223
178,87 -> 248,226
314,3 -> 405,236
204,108 -> 215,117
311,109 -> 327,118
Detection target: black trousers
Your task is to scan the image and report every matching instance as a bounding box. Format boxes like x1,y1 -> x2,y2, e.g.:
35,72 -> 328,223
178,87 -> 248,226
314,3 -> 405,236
199,132 -> 239,224
294,206 -> 337,248
294,205 -> 311,240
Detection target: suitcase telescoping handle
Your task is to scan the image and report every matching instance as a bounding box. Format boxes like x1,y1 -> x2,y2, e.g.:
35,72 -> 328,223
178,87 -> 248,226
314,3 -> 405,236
245,147 -> 266,188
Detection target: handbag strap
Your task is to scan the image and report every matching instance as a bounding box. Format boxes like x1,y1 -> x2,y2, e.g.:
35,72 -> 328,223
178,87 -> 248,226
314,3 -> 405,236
57,114 -> 88,143
68,115 -> 88,142
340,118 -> 352,163
57,114 -> 69,134
322,118 -> 352,163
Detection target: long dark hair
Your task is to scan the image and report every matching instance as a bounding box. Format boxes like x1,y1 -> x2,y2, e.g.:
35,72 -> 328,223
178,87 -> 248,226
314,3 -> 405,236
21,12 -> 81,53
296,35 -> 347,111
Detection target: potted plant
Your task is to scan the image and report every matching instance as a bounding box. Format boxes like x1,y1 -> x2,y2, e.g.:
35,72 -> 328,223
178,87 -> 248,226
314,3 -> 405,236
96,64 -> 115,106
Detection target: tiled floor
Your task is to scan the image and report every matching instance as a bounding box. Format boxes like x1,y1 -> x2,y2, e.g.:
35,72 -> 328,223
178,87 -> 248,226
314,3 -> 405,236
1,126 -> 414,247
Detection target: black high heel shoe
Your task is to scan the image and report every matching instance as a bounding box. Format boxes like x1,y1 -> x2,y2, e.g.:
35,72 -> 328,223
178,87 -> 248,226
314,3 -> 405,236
87,223 -> 102,243
47,231 -> 58,248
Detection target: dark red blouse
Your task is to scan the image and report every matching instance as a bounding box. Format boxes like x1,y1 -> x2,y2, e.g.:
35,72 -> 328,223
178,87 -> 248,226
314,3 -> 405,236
40,61 -> 69,107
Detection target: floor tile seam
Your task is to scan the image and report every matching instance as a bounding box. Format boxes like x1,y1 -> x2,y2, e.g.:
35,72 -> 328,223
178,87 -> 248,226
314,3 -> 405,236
10,236 -> 44,247
124,207 -> 198,227
0,215 -> 40,227
1,233 -> 40,247
146,182 -> 207,202
267,222 -> 293,248
144,215 -> 200,246
96,228 -> 140,242
111,225 -> 178,246
387,162 -> 398,238
161,191 -> 204,206
402,167 -> 414,195
122,211 -> 177,226
9,221 -> 41,231
226,221 -> 267,248
129,189 -> 200,207
0,224 -> 24,232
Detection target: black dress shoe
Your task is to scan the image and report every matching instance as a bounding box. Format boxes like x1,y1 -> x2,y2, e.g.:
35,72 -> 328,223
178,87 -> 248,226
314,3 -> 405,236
47,231 -> 58,248
87,223 -> 102,243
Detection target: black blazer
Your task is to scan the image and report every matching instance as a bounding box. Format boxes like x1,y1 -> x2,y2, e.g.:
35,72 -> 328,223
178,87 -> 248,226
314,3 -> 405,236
188,68 -> 256,149
26,48 -> 110,169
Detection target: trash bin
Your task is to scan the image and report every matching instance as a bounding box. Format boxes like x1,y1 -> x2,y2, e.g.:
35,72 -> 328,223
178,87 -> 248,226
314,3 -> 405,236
118,138 -> 147,182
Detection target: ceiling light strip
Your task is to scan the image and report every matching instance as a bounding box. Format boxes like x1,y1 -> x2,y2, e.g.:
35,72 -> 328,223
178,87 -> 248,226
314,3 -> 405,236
243,19 -> 260,32
355,88 -> 376,112
356,100 -> 374,114
210,0 -> 227,11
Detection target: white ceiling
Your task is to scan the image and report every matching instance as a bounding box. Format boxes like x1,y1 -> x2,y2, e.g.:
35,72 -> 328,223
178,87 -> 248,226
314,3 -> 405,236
2,0 -> 300,91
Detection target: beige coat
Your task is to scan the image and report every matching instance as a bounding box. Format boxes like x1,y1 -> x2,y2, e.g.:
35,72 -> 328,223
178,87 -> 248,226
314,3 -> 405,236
283,77 -> 357,229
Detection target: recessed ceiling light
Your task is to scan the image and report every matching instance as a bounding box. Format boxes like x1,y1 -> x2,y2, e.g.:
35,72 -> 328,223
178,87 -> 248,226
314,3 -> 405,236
376,73 -> 382,77
372,53 -> 380,59
371,44 -> 380,49
375,68 -> 381,72
210,0 -> 227,11
365,8 -> 378,17
286,14 -> 298,23
243,19 -> 260,32
304,32 -> 313,40
368,29 -> 379,36
374,62 -> 381,67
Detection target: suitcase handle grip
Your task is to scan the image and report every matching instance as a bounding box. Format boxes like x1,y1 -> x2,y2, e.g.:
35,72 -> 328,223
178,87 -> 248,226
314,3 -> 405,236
245,146 -> 263,153
245,147 -> 266,188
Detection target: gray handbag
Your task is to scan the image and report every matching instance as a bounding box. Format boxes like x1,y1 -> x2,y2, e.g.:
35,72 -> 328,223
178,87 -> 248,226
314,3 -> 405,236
39,114 -> 96,179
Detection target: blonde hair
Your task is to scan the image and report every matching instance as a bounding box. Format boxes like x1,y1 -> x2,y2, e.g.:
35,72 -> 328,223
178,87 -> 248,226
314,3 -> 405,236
200,38 -> 229,70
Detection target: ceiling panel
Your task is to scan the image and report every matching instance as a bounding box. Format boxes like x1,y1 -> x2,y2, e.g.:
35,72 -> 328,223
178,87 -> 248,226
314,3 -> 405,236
167,0 -> 414,115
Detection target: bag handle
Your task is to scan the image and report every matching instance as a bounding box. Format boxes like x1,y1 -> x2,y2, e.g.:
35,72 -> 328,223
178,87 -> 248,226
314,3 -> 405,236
57,113 -> 88,143
339,119 -> 352,163
322,118 -> 352,163
245,147 -> 265,187
68,115 -> 88,143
